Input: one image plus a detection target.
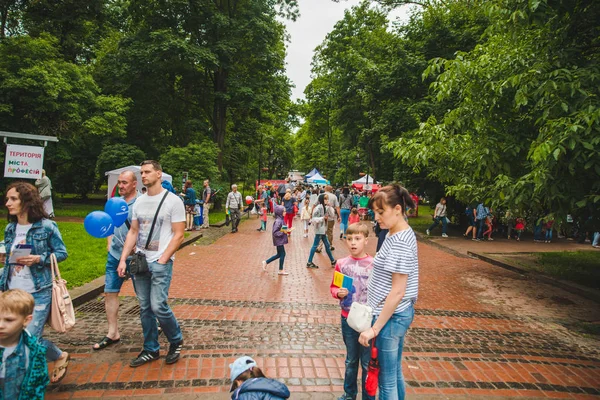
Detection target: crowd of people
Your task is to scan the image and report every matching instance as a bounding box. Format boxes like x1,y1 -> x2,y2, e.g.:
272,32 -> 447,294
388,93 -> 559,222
2,167 -> 598,400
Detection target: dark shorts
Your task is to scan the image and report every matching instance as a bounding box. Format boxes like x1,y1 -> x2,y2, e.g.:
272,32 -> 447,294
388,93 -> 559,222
185,204 -> 195,213
467,215 -> 476,226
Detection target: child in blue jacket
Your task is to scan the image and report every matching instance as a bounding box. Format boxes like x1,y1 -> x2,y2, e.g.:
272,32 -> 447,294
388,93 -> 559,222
0,289 -> 49,400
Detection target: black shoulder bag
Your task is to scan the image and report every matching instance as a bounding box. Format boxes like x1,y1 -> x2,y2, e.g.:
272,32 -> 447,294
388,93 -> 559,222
130,191 -> 169,275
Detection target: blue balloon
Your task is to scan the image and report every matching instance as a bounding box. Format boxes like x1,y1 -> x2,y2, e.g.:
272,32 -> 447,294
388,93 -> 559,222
84,211 -> 115,238
104,197 -> 129,227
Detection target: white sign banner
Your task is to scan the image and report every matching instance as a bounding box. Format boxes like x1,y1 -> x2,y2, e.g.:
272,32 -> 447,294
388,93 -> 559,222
4,144 -> 45,179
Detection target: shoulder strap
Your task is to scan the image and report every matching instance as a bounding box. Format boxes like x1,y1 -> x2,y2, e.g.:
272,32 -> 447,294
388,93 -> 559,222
144,191 -> 169,250
125,220 -> 131,230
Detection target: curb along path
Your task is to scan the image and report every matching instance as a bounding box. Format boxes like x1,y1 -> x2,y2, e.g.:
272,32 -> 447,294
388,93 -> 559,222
45,218 -> 600,399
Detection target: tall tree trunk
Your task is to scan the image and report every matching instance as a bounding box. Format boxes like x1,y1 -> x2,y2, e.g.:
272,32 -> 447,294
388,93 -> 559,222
368,142 -> 376,183
1,7 -> 7,39
213,67 -> 228,172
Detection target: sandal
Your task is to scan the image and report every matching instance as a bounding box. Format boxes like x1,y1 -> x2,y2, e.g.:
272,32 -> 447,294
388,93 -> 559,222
51,354 -> 70,384
93,336 -> 120,350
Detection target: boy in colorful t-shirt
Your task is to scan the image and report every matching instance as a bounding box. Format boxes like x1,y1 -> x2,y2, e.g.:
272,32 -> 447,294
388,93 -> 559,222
330,223 -> 375,400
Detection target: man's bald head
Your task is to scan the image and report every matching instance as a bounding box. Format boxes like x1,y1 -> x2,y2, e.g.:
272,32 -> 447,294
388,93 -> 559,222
119,170 -> 137,182
118,170 -> 138,198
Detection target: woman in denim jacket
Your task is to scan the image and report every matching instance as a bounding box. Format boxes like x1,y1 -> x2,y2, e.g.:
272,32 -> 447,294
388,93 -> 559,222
1,182 -> 70,383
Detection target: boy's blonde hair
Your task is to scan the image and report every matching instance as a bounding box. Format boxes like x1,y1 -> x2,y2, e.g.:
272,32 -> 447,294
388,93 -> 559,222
0,289 -> 35,317
346,223 -> 369,238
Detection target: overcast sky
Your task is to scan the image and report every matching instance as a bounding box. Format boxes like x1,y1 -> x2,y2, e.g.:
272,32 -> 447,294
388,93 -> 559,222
282,0 -> 412,101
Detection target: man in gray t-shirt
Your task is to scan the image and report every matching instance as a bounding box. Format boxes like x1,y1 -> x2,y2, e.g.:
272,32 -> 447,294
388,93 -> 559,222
317,186 -> 341,252
93,170 -> 138,351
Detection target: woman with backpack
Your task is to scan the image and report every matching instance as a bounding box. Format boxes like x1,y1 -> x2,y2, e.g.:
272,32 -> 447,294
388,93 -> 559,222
339,187 -> 353,239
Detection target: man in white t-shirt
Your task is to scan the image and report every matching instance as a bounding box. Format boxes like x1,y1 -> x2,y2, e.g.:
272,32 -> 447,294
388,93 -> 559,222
118,160 -> 185,368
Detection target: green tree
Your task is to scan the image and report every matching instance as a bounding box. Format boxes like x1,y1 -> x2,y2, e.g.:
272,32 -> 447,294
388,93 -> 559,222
95,144 -> 146,182
159,142 -> 220,184
0,34 -> 129,196
390,0 -> 600,219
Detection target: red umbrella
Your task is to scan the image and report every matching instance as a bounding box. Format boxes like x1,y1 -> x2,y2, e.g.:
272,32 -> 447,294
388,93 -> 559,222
365,338 -> 379,397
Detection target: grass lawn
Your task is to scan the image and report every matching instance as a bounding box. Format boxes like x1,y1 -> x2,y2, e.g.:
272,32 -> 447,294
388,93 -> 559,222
535,251 -> 600,289
54,202 -> 101,218
0,220 -> 107,289
209,210 -> 227,225
408,205 -> 435,232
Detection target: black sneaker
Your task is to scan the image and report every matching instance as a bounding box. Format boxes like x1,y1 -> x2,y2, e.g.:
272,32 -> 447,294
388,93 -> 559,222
331,259 -> 337,267
306,262 -> 319,269
130,350 -> 159,368
330,246 -> 335,251
166,340 -> 183,364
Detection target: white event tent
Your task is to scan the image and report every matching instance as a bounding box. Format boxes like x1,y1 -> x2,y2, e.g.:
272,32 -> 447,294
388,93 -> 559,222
351,174 -> 379,185
105,165 -> 173,198
307,171 -> 329,185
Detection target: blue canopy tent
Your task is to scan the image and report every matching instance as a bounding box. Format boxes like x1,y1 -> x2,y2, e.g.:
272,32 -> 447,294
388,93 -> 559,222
305,168 -> 320,179
307,172 -> 329,185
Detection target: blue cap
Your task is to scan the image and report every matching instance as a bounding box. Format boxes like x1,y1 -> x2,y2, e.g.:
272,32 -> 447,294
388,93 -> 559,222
229,356 -> 257,392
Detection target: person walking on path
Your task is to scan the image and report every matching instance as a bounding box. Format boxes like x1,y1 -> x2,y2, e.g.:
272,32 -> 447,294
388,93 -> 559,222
282,189 -> 297,230
1,182 -> 70,383
359,184 -> 418,400
330,223 -> 375,400
426,197 -> 448,237
261,205 -> 290,276
93,170 -> 139,351
183,180 -> 197,231
339,187 -> 353,239
475,201 -> 488,241
307,194 -> 336,269
463,203 -> 477,240
317,186 -> 340,252
201,180 -> 212,229
226,184 -> 243,233
301,198 -> 311,238
34,169 -> 54,218
117,160 -> 185,368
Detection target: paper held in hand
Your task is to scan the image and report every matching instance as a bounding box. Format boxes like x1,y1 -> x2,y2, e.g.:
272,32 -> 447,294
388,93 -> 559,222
333,271 -> 354,291
9,244 -> 32,264
281,226 -> 295,234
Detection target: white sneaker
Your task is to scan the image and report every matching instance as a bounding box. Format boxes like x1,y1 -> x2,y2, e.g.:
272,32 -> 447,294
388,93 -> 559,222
426,229 -> 430,235
261,261 -> 267,271
441,233 -> 448,238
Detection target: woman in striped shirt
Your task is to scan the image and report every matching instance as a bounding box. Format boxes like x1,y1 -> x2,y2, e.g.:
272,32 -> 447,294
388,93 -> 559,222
358,184 -> 418,400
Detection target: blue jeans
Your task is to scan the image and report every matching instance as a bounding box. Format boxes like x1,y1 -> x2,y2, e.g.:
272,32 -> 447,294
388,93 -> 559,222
308,234 -> 335,263
341,316 -> 375,400
592,232 -> 599,246
476,219 -> 486,239
427,217 -> 447,234
132,260 -> 182,353
545,228 -> 553,241
374,305 -> 415,400
340,209 -> 351,235
266,245 -> 286,270
534,223 -> 543,241
29,288 -> 63,361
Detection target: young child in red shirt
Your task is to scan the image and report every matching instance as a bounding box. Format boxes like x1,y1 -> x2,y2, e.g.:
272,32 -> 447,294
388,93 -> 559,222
330,223 -> 375,400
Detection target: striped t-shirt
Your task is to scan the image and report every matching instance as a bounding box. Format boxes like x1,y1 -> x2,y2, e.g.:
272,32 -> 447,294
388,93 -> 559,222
367,227 -> 419,315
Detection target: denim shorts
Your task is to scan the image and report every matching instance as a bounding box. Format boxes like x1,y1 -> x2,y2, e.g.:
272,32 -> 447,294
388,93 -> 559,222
105,253 -> 129,293
467,215 -> 476,226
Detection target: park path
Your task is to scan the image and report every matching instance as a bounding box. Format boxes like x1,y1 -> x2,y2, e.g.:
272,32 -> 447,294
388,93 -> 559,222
44,217 -> 600,399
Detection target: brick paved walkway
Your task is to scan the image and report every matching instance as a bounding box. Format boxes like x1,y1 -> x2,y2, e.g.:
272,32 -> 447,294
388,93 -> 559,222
45,217 -> 600,399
